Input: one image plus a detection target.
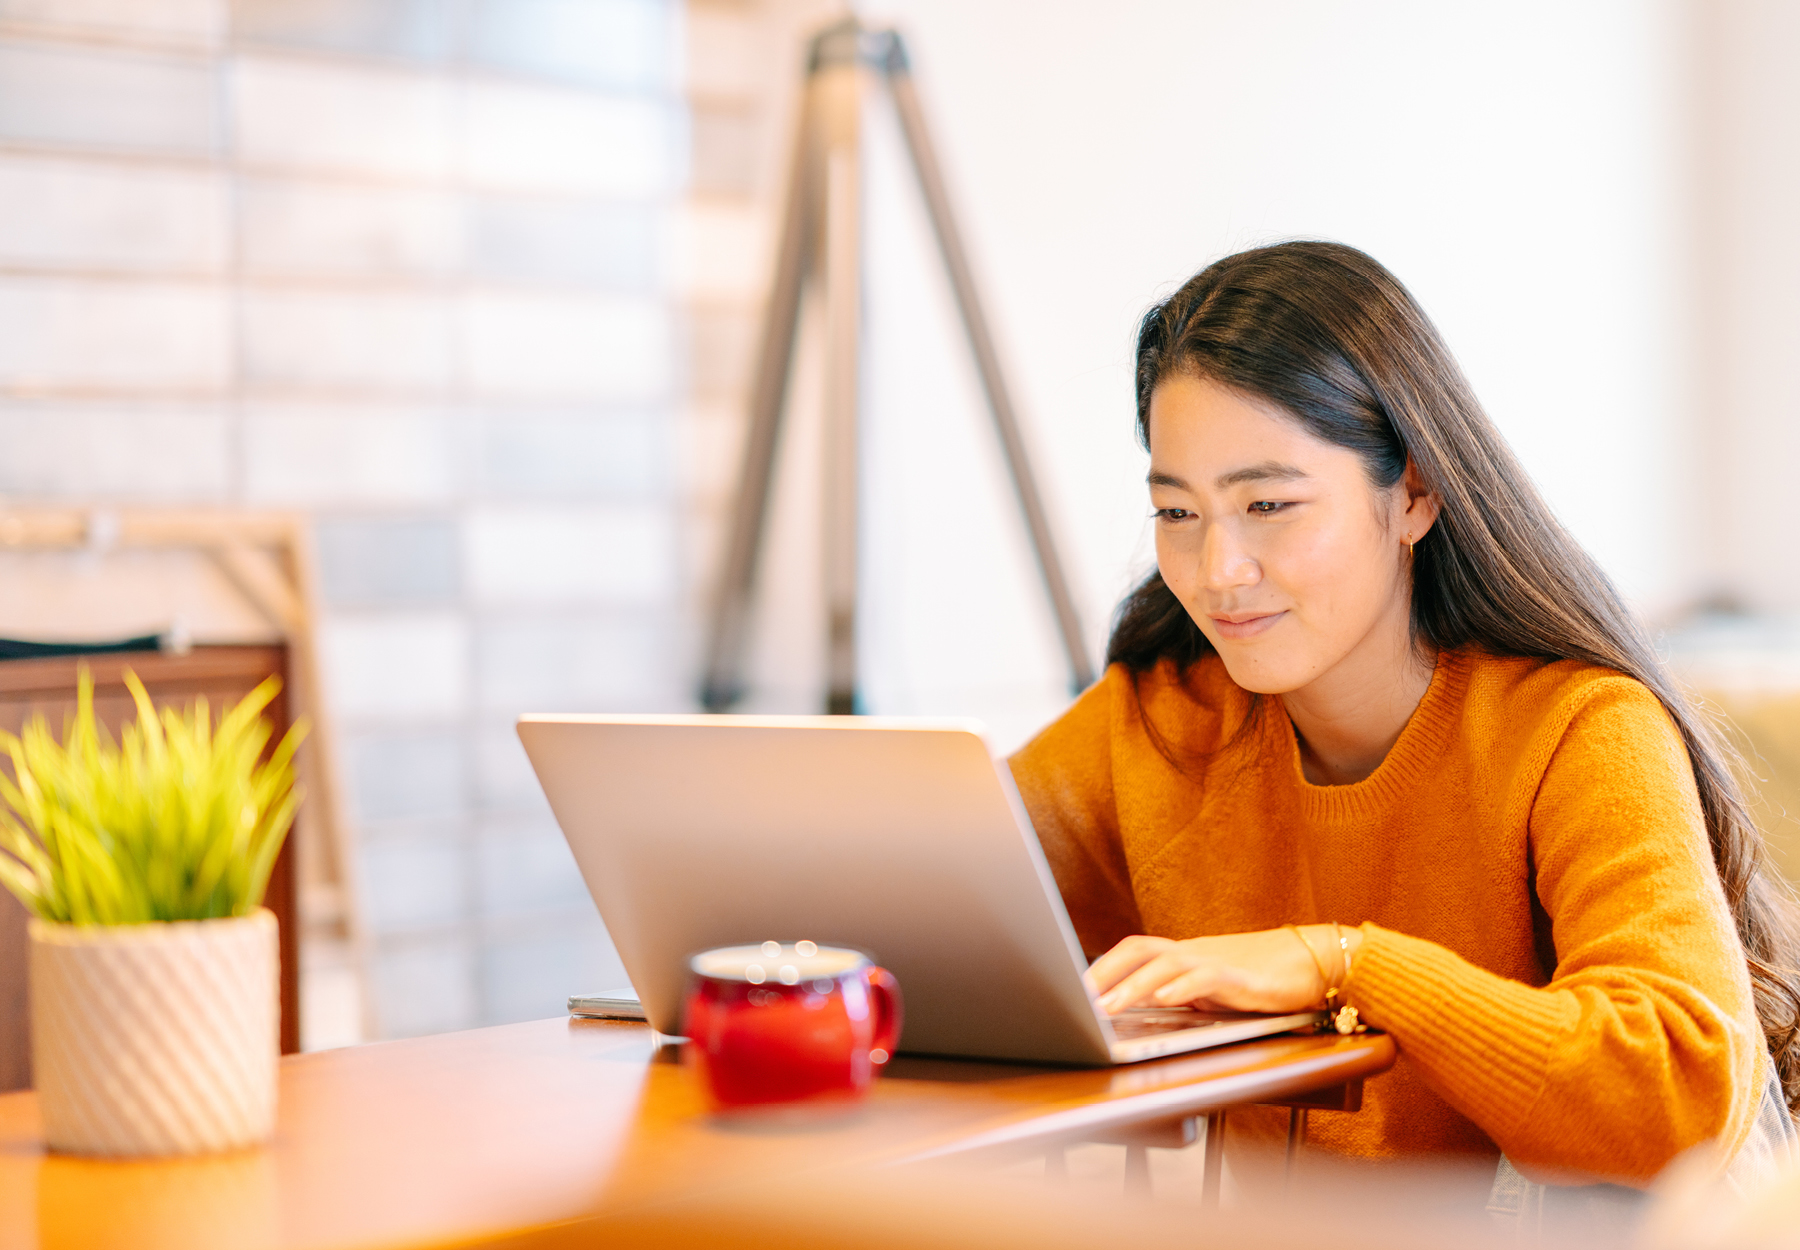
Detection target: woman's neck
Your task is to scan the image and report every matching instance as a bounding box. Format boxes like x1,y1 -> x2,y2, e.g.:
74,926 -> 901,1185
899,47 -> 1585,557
1278,623 -> 1438,787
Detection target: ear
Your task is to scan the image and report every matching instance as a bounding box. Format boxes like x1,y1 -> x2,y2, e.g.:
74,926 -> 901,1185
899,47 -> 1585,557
1399,458 -> 1440,544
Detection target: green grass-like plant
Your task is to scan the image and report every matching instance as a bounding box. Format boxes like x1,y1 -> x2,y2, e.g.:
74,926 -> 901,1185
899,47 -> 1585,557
0,668 -> 307,925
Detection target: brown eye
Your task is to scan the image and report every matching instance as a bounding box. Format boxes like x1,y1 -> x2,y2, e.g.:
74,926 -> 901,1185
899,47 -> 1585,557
1249,501 -> 1283,514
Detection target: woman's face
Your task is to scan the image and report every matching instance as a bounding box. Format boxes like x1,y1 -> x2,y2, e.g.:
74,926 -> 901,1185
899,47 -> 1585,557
1146,372 -> 1432,696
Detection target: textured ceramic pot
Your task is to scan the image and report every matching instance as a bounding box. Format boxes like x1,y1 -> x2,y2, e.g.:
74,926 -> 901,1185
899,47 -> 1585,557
29,909 -> 279,1156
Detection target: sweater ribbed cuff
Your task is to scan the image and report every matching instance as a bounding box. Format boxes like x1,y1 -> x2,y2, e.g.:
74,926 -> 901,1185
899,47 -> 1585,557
1347,922 -> 1575,1139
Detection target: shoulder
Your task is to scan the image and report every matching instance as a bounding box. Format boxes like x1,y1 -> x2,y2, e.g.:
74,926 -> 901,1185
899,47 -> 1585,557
1455,649 -> 1685,768
1461,649 -> 1670,719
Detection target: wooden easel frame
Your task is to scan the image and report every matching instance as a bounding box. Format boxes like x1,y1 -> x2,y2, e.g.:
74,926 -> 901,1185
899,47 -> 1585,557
0,507 -> 368,1031
700,18 -> 1096,714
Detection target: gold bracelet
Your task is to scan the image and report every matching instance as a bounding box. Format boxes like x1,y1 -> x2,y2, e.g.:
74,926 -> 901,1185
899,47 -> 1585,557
1328,922 -> 1366,1036
1284,923 -> 1337,1013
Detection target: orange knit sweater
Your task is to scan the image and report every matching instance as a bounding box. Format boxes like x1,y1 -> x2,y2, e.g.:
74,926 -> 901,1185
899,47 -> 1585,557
1008,648 -> 1763,1186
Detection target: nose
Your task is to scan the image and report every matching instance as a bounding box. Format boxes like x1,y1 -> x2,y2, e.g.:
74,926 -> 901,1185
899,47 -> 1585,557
1199,521 -> 1259,593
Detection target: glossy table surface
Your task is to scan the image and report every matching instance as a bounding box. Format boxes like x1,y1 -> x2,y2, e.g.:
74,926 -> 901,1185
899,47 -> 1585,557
0,1017 -> 1395,1250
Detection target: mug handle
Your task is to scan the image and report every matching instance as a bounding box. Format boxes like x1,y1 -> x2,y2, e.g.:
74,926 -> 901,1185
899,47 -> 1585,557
866,966 -> 904,1063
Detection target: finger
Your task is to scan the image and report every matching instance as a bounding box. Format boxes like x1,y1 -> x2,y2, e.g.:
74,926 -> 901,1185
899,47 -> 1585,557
1150,966 -> 1224,1009
1097,950 -> 1193,1013
1084,936 -> 1164,991
1084,937 -> 1172,996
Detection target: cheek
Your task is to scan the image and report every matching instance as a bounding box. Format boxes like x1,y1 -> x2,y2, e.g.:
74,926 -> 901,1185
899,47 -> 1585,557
1153,529 -> 1183,589
1279,519 -> 1398,621
1154,529 -> 1210,601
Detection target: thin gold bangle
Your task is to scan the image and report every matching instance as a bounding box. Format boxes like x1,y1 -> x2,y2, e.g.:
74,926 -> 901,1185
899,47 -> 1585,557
1284,923 -> 1336,1011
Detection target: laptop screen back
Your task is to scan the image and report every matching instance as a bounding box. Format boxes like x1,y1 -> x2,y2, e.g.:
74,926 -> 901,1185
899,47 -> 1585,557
516,714 -> 1112,1065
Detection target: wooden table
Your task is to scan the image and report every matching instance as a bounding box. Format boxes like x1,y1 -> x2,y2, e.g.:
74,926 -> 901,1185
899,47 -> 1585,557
0,1017 -> 1395,1250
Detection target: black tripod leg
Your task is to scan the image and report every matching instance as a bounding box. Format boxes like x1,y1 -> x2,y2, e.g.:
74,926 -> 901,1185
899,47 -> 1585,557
699,83 -> 819,712
883,50 -> 1097,694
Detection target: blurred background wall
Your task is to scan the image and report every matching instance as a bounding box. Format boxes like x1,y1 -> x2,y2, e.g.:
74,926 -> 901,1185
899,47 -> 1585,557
0,0 -> 1795,1043
0,0 -> 685,1043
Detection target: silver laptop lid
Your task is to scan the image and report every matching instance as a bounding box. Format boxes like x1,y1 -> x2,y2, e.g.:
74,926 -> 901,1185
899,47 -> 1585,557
516,714 -> 1115,1064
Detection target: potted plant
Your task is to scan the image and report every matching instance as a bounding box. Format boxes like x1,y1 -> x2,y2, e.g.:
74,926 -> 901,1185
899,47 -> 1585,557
0,668 -> 304,1156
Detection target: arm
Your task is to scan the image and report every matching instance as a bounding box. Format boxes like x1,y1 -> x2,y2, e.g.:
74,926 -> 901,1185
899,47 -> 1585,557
1346,680 -> 1761,1184
1008,668 -> 1142,960
1082,678 -> 1761,1184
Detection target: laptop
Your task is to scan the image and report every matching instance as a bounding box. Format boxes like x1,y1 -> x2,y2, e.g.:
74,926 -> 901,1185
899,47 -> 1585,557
517,714 -> 1322,1065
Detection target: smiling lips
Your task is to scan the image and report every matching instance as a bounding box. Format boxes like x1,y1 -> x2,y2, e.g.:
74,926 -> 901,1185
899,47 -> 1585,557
1209,610 -> 1287,640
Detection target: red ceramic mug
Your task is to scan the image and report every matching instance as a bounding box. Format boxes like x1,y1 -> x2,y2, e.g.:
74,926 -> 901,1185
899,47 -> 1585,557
682,942 -> 902,1111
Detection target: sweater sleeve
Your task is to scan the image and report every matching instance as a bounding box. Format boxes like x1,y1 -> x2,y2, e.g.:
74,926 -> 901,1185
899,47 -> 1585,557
1344,679 -> 1762,1185
1008,669 -> 1142,961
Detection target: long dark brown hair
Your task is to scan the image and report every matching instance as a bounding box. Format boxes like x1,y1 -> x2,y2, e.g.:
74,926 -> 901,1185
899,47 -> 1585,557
1110,240 -> 1800,1109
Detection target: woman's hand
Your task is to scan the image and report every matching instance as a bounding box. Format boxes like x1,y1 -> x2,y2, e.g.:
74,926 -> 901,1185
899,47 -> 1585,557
1084,926 -> 1361,1015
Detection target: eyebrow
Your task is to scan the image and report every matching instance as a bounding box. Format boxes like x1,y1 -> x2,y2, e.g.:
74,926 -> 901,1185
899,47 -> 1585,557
1146,461 -> 1312,491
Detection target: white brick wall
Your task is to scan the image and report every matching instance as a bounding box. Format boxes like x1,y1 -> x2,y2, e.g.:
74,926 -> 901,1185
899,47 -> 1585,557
464,507 -> 677,605
479,915 -> 622,1028
368,940 -> 476,1038
0,156 -> 229,272
475,815 -> 593,918
462,293 -> 672,401
464,82 -> 676,197
0,0 -> 225,46
466,197 -> 660,289
231,57 -> 455,178
343,730 -> 468,823
0,402 -> 230,499
242,404 -> 462,504
319,612 -> 471,721
0,40 -> 220,154
241,291 -> 455,391
468,0 -> 671,92
0,0 -> 685,1041
239,181 -> 462,278
474,616 -> 674,711
359,830 -> 471,933
477,411 -> 666,498
474,720 -> 551,811
0,278 -> 231,390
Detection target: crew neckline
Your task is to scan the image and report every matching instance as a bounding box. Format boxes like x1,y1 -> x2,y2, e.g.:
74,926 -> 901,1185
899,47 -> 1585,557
1268,648 -> 1470,821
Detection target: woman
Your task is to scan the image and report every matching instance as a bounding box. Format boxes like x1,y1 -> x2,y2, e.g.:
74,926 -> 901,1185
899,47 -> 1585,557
1008,242 -> 1800,1201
